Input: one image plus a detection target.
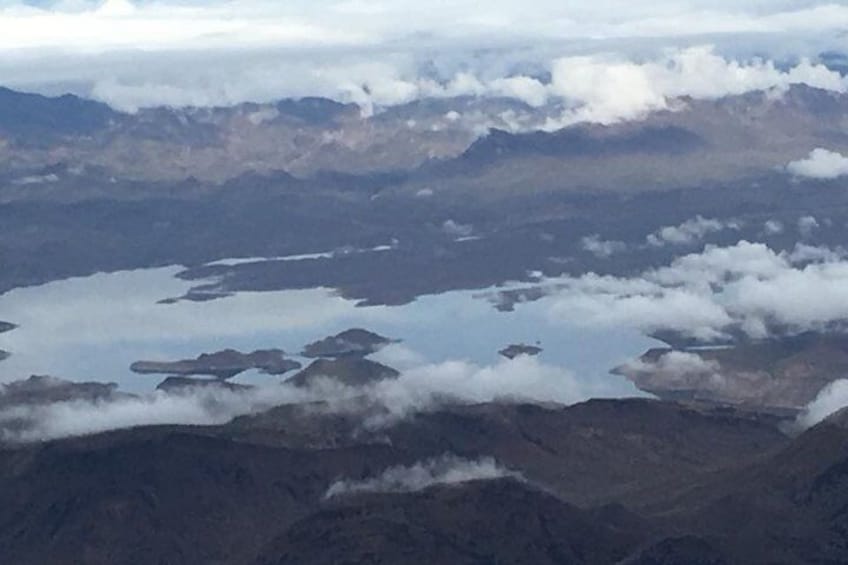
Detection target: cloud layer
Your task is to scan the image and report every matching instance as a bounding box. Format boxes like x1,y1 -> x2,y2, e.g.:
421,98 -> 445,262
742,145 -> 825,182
1,2 -> 847,120
0,354 -> 597,442
7,1 -> 848,53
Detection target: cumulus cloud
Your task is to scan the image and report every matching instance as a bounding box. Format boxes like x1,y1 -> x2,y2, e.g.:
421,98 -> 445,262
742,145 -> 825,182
787,243 -> 847,263
763,219 -> 785,235
796,379 -> 848,428
647,215 -> 740,247
787,148 -> 848,180
324,455 -> 518,498
619,351 -> 725,391
543,46 -> 846,128
545,241 -> 848,341
581,235 -> 627,258
623,351 -> 720,378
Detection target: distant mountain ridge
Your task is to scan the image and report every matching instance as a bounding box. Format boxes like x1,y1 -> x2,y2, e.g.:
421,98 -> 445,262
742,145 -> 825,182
2,84 -> 848,190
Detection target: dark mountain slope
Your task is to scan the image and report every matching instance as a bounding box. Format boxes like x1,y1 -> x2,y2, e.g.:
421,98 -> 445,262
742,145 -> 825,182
0,399 -> 791,564
254,479 -> 652,565
382,400 -> 788,508
0,430 -> 401,565
648,410 -> 848,564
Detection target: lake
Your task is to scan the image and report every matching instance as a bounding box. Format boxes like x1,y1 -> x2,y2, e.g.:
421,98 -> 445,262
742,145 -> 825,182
0,259 -> 658,397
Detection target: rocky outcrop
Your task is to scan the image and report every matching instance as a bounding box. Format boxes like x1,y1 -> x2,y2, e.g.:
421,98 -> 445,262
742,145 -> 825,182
301,329 -> 397,358
131,349 -> 301,380
286,358 -> 400,388
155,377 -> 253,394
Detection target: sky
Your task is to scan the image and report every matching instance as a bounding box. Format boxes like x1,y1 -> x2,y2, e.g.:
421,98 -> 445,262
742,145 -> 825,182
1,1 -> 848,112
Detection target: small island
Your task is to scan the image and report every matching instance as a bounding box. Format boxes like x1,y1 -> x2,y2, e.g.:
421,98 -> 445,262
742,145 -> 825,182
286,358 -> 400,388
156,376 -> 253,394
301,328 -> 398,358
499,343 -> 543,359
0,375 -> 131,409
131,349 -> 302,380
0,321 -> 16,334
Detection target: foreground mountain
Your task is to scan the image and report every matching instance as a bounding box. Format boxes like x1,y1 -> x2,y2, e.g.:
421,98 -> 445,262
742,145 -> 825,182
0,397 -> 793,564
647,408 -> 848,564
254,479 -> 651,565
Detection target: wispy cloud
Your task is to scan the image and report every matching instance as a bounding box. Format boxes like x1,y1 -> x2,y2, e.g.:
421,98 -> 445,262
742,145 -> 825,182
325,455 -> 519,498
797,378 -> 848,428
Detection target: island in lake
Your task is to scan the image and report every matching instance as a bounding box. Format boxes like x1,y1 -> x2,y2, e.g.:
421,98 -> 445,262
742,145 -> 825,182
301,329 -> 397,358
131,349 -> 302,380
499,343 -> 543,359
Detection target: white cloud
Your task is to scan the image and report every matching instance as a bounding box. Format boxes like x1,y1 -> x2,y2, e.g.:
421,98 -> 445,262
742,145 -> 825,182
581,235 -> 627,258
544,46 -> 846,128
647,215 -> 739,247
787,148 -> 848,180
324,455 -> 518,498
369,343 -> 428,372
4,1 -> 848,53
10,173 -> 60,186
764,219 -> 784,235
544,241 -> 848,341
797,378 -> 848,428
798,215 -> 820,237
